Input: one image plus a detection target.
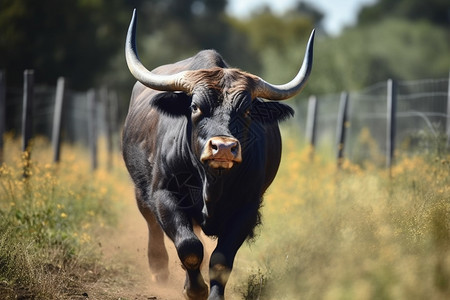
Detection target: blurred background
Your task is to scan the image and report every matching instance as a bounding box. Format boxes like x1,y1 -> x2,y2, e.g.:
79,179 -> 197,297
0,0 -> 449,162
1,0 -> 448,89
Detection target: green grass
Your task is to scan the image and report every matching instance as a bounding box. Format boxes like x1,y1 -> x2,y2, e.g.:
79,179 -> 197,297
234,128 -> 450,299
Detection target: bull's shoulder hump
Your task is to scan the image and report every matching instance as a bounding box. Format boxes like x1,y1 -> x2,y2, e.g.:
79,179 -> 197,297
191,50 -> 228,69
150,50 -> 229,75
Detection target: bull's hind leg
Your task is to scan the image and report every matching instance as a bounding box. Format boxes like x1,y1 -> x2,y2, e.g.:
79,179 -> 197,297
135,188 -> 169,282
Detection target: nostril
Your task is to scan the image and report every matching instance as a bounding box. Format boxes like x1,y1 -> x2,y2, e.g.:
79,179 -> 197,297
205,137 -> 241,162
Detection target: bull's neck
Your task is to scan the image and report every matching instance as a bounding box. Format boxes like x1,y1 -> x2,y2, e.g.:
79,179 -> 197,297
200,171 -> 226,219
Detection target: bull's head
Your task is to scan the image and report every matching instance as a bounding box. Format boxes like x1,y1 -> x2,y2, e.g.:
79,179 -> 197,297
125,9 -> 314,172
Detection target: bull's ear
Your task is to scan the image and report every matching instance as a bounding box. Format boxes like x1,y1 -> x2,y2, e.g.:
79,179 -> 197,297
251,98 -> 294,123
151,92 -> 191,116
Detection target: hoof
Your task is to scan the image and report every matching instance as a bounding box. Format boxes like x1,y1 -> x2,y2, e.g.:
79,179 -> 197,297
183,273 -> 208,300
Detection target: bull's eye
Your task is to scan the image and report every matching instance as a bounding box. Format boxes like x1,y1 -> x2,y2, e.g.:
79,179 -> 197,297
244,109 -> 251,119
190,103 -> 201,115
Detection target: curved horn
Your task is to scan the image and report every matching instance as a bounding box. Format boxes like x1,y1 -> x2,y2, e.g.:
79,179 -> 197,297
254,29 -> 315,100
125,9 -> 192,93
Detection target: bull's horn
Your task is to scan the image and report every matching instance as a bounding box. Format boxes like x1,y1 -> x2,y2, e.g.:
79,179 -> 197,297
125,9 -> 192,93
254,29 -> 315,100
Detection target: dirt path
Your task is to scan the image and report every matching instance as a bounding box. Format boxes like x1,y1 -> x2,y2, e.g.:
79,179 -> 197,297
90,183 -> 218,300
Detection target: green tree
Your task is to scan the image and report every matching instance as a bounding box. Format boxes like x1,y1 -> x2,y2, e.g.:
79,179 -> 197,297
0,0 -> 131,89
229,4 -> 319,54
125,0 -> 260,74
358,0 -> 449,28
225,2 -> 321,83
307,19 -> 450,94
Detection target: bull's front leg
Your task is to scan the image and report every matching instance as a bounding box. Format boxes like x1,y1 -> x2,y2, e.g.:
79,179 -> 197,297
153,190 -> 208,300
208,201 -> 260,300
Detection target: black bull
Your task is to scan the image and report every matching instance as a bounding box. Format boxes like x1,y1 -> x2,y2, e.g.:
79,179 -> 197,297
122,10 -> 315,300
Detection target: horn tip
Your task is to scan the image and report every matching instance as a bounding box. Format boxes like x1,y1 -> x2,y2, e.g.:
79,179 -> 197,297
309,29 -> 316,43
131,8 -> 137,23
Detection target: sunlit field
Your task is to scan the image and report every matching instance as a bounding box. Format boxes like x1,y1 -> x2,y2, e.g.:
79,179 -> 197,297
0,136 -> 126,299
234,127 -> 450,299
1,129 -> 449,299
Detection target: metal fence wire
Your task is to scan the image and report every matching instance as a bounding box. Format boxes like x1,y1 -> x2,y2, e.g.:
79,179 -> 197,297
293,77 -> 449,165
1,73 -> 449,167
4,85 -> 115,147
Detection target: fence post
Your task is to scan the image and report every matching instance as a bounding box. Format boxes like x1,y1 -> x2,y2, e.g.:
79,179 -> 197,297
386,79 -> 397,173
99,86 -> 114,170
336,91 -> 349,168
105,89 -> 119,170
305,95 -> 318,159
52,77 -> 65,163
22,70 -> 34,153
0,71 -> 5,163
87,89 -> 98,171
22,70 -> 34,178
446,71 -> 450,149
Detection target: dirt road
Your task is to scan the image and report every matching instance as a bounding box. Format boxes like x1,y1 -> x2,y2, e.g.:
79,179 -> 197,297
90,184 -> 218,300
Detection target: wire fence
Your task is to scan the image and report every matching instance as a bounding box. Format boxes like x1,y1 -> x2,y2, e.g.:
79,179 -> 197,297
4,86 -> 118,146
0,71 -> 120,169
292,76 -> 449,166
1,70 -> 449,169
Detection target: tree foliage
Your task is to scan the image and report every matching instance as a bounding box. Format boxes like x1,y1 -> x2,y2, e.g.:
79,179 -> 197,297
0,0 -> 131,89
358,0 -> 449,28
229,4 -> 319,54
304,0 -> 449,95
128,0 -> 259,74
307,19 -> 450,94
0,0 -> 447,95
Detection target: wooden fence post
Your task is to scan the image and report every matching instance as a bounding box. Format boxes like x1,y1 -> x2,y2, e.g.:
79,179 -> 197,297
22,70 -> 34,153
0,71 -> 5,163
87,89 -> 98,171
52,77 -> 65,163
99,86 -> 113,170
22,70 -> 34,178
305,95 -> 318,159
446,71 -> 450,149
386,79 -> 397,173
105,89 -> 119,170
336,91 -> 349,168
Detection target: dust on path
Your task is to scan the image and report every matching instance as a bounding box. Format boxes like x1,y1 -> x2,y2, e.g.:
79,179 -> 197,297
89,182 -> 218,300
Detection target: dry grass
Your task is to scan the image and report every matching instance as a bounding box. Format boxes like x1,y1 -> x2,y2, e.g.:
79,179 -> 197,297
0,136 -> 124,299
233,127 -> 450,300
1,129 -> 449,299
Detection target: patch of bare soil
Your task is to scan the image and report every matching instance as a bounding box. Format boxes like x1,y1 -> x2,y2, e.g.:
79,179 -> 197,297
88,184 -> 217,300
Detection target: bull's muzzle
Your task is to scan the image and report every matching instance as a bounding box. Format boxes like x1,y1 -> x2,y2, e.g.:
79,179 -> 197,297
200,136 -> 242,169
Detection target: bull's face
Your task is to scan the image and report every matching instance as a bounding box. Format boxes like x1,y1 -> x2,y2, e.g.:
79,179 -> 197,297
190,70 -> 251,171
152,68 -> 294,172
189,69 -> 297,172
191,93 -> 244,170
